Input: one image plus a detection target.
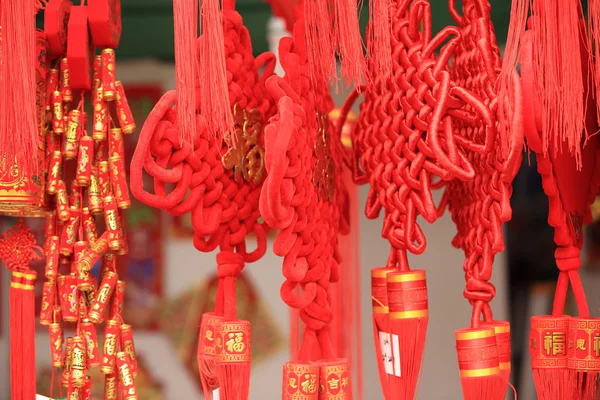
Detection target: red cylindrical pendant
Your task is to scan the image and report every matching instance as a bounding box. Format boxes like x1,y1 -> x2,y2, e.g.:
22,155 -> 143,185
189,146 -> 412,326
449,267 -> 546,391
76,136 -> 94,186
93,87 -> 108,141
52,91 -> 65,134
101,319 -> 120,374
89,270 -> 117,323
115,81 -> 135,134
102,49 -> 116,101
109,156 -> 130,209
61,58 -> 73,102
47,151 -> 62,195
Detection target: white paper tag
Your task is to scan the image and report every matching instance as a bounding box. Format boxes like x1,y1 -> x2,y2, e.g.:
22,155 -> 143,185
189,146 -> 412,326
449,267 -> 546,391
379,331 -> 394,375
36,396 -> 51,400
213,388 -> 220,400
392,334 -> 401,377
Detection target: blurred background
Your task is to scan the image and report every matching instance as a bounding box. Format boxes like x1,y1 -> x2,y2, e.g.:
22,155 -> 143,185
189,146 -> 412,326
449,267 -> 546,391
1,1 -> 600,399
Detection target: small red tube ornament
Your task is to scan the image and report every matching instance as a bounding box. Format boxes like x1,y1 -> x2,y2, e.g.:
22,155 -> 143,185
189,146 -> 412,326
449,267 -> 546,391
76,136 -> 94,186
101,320 -> 120,374
88,269 -> 116,323
102,49 -> 117,101
115,81 -> 135,134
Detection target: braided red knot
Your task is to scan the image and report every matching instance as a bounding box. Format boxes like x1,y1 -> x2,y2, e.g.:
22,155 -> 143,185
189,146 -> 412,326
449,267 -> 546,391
344,0 -> 496,261
130,7 -> 276,395
0,219 -> 44,272
260,10 -> 350,362
445,0 -> 523,328
131,8 -> 276,262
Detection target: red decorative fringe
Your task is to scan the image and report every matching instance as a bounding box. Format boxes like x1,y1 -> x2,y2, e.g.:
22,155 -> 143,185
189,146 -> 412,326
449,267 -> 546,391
532,369 -> 573,400
531,0 -> 585,164
333,0 -> 365,87
198,0 -> 234,143
0,0 -> 38,177
459,375 -> 506,400
10,271 -> 37,400
572,371 -> 599,399
388,317 -> 427,400
367,0 -> 392,83
173,0 -> 198,147
303,0 -> 336,83
588,0 -> 600,122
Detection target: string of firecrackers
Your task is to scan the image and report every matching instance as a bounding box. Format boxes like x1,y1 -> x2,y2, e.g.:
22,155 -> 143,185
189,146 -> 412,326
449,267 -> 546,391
37,0 -> 142,398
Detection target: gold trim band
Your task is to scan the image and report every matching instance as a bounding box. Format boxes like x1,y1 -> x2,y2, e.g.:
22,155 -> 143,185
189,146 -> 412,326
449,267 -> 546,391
371,268 -> 395,278
387,271 -> 426,283
456,329 -> 495,341
389,309 -> 428,319
459,366 -> 500,378
499,362 -> 511,370
494,325 -> 510,334
11,282 -> 35,290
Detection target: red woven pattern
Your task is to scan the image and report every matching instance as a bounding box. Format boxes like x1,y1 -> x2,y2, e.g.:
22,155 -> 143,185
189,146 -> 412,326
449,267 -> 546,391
260,16 -> 349,358
0,220 -> 43,271
131,9 -> 276,261
351,0 -> 496,260
445,0 -> 523,325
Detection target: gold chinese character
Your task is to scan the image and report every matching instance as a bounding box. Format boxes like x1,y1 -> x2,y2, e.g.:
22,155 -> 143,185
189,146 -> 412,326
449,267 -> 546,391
342,377 -> 349,387
119,364 -> 134,386
594,334 -> 600,357
531,337 -> 537,350
289,377 -> 298,389
104,334 -> 116,356
328,377 -> 340,390
225,332 -> 246,354
577,338 -> 587,351
301,374 -> 317,393
544,331 -> 566,356
205,330 -> 214,342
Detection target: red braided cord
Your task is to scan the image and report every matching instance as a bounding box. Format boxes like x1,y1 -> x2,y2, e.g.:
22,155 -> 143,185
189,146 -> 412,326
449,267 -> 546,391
260,10 -> 350,361
347,0 -> 496,266
131,10 -> 276,265
445,0 -> 524,328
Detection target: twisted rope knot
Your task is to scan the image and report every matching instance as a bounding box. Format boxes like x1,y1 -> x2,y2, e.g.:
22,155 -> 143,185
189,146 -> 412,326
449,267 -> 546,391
216,251 -> 245,277
555,247 -> 582,272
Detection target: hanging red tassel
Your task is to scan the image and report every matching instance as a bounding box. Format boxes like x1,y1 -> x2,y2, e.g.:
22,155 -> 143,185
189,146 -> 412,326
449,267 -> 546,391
0,0 -> 38,178
173,0 -> 198,146
303,0 -> 336,83
456,327 -> 505,400
386,270 -> 428,400
214,251 -> 251,400
366,0 -> 392,83
530,316 -> 573,400
216,320 -> 252,400
531,0 -> 585,163
333,0 -> 365,86
2,221 -> 44,400
198,0 -> 234,143
589,0 -> 600,122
